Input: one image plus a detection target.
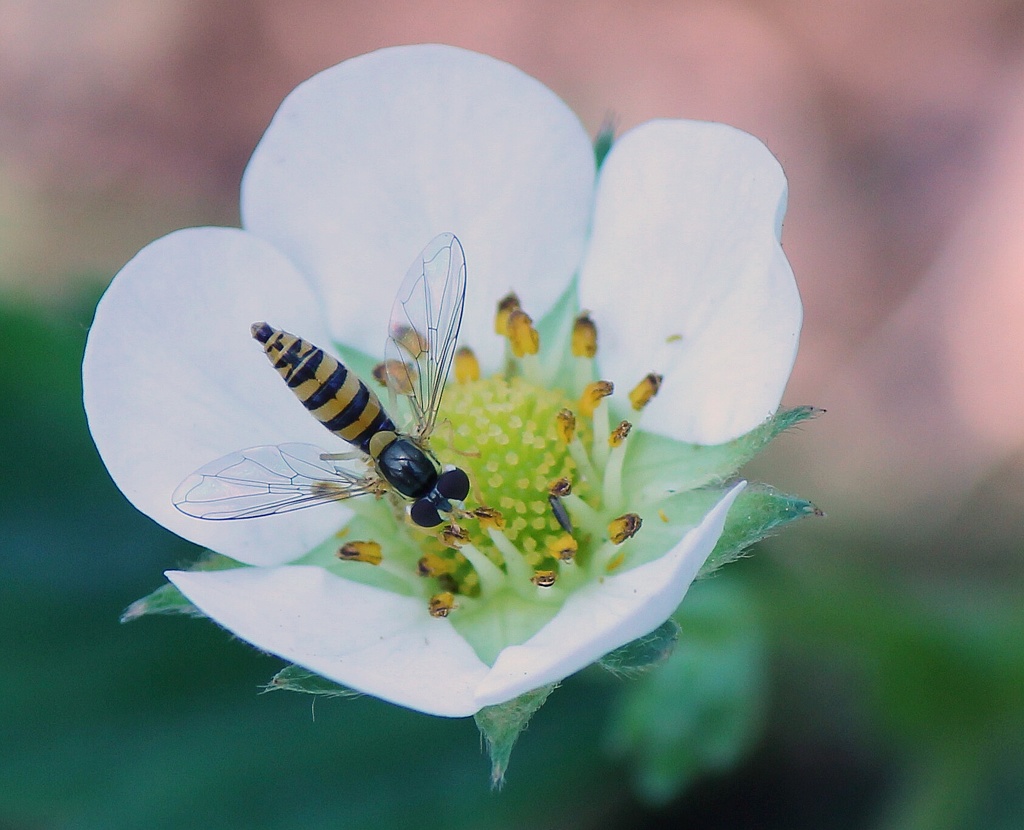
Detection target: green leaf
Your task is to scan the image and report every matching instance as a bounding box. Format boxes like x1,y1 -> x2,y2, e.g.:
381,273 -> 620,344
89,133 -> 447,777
599,618 -> 680,678
605,576 -> 765,804
624,406 -> 821,499
263,665 -> 360,699
701,484 -> 821,576
474,683 -> 556,789
121,551 -> 245,622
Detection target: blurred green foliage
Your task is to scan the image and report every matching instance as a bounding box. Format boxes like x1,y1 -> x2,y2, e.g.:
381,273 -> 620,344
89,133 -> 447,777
3,290 -> 1024,829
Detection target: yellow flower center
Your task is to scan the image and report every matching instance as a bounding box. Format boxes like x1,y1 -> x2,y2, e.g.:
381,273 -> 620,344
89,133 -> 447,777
424,375 -> 590,595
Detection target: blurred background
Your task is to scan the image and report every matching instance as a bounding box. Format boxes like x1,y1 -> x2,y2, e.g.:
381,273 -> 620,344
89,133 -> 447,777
3,1 -> 1024,827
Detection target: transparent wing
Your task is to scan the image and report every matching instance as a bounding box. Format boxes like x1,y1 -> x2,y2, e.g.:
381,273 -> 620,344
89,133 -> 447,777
383,233 -> 466,439
172,444 -> 380,520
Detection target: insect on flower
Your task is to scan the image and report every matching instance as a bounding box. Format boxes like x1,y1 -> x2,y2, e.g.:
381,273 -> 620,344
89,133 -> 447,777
172,233 -> 471,527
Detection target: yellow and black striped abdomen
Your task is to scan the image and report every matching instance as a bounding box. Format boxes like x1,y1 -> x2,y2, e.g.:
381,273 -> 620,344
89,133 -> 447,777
251,322 -> 396,454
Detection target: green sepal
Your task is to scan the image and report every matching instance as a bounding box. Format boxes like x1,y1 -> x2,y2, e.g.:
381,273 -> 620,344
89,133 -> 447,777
120,551 -> 245,623
599,618 -> 681,678
594,119 -> 616,170
474,683 -> 556,789
700,484 -> 821,576
120,582 -> 200,622
263,665 -> 360,699
605,576 -> 765,804
624,406 -> 821,500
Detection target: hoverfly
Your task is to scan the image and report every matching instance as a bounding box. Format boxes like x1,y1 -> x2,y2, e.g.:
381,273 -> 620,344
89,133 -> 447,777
172,233 -> 470,528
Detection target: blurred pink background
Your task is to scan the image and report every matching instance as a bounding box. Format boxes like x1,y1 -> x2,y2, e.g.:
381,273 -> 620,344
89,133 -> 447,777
3,0 -> 1023,566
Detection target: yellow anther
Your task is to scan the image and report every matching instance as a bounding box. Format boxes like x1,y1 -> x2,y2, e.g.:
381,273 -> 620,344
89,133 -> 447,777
548,477 -> 572,498
608,513 -> 643,545
507,309 -> 540,357
428,592 -> 456,618
372,360 -> 417,395
494,292 -> 521,335
571,312 -> 598,358
417,552 -> 454,577
555,409 -> 576,443
580,380 -> 614,417
547,533 -> 578,562
609,420 -> 633,447
473,506 -> 505,530
336,540 -> 383,566
658,508 -> 670,523
440,523 -> 470,549
454,346 -> 480,384
531,570 -> 557,588
629,373 -> 663,411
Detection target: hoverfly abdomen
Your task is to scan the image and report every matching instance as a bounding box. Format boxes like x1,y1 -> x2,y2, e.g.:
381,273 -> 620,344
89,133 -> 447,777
251,322 -> 396,454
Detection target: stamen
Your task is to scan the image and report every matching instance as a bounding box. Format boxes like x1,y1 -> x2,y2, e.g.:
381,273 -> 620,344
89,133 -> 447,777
571,312 -> 598,358
547,479 -> 573,533
582,381 -> 613,469
602,421 -> 632,512
485,527 -> 535,593
579,380 -> 614,418
494,292 -> 521,335
548,477 -> 572,497
338,540 -> 421,591
555,409 -> 576,443
455,346 -> 480,384
546,533 -> 578,563
590,538 -> 624,573
561,493 -> 603,537
428,592 -> 456,618
629,373 -> 663,411
440,523 -> 470,549
608,513 -> 643,545
531,570 -> 557,588
336,540 -> 383,566
548,494 -> 573,533
507,309 -> 540,357
417,552 -> 453,577
608,420 -> 632,448
472,506 -> 505,530
458,542 -> 509,595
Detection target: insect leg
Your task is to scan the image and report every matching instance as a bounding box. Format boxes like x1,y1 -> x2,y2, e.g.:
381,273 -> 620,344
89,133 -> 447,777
320,451 -> 364,462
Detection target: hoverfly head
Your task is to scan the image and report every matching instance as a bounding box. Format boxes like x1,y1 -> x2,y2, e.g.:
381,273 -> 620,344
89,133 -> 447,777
409,467 -> 470,528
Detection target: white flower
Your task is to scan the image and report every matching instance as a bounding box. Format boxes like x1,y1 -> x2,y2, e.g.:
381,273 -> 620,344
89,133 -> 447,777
83,45 -> 801,718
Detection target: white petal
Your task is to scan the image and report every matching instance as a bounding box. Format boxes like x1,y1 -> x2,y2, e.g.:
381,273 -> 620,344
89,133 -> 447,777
580,121 -> 802,445
83,227 -> 349,566
474,482 -> 745,706
241,44 -> 595,369
169,566 -> 490,717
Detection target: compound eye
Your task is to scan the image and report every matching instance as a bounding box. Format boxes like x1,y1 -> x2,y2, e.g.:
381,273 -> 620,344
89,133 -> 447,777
410,499 -> 443,528
436,468 -> 470,501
